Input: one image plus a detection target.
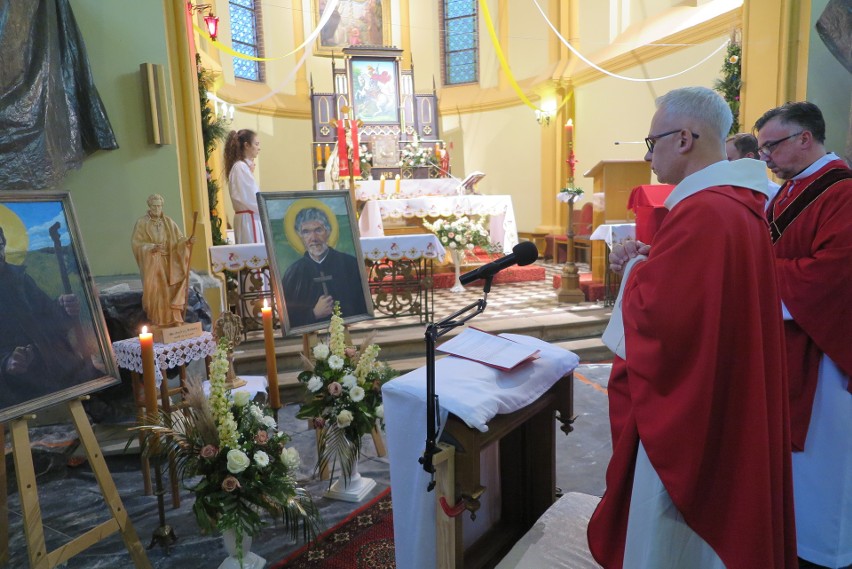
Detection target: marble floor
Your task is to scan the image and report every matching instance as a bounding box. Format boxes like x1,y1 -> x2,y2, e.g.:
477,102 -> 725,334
1,362 -> 613,569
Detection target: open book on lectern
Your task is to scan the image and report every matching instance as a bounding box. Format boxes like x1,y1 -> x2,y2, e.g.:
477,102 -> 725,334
437,327 -> 540,371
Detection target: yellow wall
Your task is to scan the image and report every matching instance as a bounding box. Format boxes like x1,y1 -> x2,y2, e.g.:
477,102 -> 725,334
65,0 -> 183,277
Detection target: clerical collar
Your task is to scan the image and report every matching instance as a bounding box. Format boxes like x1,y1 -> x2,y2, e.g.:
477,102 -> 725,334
664,158 -> 769,211
791,152 -> 838,181
309,250 -> 329,264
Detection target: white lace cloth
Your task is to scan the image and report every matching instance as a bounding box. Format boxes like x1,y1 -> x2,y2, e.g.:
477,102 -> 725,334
590,223 -> 636,248
318,178 -> 461,199
361,234 -> 446,261
359,195 -> 519,254
112,331 -> 216,384
209,244 -> 269,272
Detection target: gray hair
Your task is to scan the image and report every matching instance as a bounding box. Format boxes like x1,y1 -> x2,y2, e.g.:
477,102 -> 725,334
294,207 -> 331,233
656,87 -> 732,141
147,193 -> 164,206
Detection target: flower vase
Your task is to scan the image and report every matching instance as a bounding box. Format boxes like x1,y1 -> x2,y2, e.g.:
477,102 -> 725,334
449,249 -> 465,293
324,453 -> 376,503
219,528 -> 266,569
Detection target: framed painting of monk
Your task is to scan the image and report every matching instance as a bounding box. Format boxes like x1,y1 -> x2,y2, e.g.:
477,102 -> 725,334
0,192 -> 119,423
257,190 -> 374,336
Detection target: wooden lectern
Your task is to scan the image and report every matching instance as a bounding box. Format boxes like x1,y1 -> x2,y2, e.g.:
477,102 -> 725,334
584,160 -> 651,280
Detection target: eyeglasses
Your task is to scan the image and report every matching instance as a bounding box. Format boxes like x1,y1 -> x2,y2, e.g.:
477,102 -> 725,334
645,129 -> 699,153
757,131 -> 802,156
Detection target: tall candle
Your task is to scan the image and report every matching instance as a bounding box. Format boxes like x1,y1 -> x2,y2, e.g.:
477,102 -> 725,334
435,142 -> 441,156
139,326 -> 158,419
565,119 -> 574,145
395,174 -> 401,194
315,144 -> 322,165
261,300 -> 281,411
324,144 -> 331,161
379,174 -> 386,194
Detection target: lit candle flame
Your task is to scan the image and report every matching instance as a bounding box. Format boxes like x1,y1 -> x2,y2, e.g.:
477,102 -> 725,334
141,325 -> 148,335
263,298 -> 269,309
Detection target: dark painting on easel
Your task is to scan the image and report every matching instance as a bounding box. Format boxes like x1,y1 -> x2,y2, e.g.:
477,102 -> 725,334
0,192 -> 119,422
258,190 -> 374,337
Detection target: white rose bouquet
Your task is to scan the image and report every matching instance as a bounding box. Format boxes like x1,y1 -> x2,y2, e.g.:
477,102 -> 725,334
297,303 -> 397,484
134,340 -> 319,563
423,215 -> 493,252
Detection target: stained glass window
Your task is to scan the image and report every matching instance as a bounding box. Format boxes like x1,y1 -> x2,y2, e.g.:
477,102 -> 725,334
229,0 -> 262,81
441,0 -> 478,85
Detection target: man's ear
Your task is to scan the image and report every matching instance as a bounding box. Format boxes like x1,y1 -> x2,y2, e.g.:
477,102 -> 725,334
745,152 -> 757,159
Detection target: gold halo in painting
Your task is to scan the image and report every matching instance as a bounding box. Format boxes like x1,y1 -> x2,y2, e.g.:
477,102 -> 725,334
0,205 -> 29,265
283,198 -> 339,254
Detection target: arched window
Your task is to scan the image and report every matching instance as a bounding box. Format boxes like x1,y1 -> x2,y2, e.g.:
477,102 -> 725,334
440,0 -> 478,85
229,0 -> 263,81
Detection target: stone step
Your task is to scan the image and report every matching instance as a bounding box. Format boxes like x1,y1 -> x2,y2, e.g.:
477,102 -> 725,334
233,306 -> 612,376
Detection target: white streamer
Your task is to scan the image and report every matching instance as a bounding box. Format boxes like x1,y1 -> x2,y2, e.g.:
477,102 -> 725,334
532,0 -> 729,83
229,0 -> 338,108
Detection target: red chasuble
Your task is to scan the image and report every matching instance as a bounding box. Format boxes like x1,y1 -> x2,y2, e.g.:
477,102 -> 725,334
768,158 -> 852,450
588,185 -> 797,568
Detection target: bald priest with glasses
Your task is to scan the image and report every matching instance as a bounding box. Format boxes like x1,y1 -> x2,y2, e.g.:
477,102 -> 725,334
755,101 -> 852,569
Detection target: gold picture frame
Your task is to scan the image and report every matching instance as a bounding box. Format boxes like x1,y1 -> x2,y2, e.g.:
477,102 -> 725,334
314,0 -> 391,56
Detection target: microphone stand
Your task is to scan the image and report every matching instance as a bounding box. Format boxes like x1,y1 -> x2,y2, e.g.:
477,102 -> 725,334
419,275 -> 493,491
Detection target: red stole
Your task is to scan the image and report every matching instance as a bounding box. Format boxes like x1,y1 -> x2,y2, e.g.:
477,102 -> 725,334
768,158 -> 852,449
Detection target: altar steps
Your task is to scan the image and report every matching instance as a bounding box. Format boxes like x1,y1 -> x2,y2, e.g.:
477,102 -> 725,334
232,306 -> 612,400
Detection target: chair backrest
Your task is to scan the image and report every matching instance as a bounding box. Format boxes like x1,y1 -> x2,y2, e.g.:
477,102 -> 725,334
573,203 -> 593,235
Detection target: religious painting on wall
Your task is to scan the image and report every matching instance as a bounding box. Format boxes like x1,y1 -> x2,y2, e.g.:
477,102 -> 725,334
350,58 -> 400,124
258,191 -> 374,336
314,0 -> 389,55
0,192 -> 119,423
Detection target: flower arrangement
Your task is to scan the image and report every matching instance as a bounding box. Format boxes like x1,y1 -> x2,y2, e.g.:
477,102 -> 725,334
399,133 -> 432,168
359,143 -> 372,180
297,304 -> 396,483
557,186 -> 584,203
135,341 -> 319,562
423,215 -> 493,253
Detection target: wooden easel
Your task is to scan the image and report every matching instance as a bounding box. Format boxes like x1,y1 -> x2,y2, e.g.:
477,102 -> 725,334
6,398 -> 151,569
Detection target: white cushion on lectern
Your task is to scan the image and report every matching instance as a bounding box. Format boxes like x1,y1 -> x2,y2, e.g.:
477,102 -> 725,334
496,492 -> 601,569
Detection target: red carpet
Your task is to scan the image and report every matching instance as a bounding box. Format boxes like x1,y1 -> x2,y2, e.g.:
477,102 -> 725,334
552,273 -> 607,302
432,249 -> 546,289
273,488 -> 394,568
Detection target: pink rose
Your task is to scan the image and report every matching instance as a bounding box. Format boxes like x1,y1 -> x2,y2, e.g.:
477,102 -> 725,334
313,417 -> 326,429
328,382 -> 343,397
221,476 -> 241,492
344,347 -> 357,358
200,445 -> 219,459
373,380 -> 381,392
254,431 -> 269,444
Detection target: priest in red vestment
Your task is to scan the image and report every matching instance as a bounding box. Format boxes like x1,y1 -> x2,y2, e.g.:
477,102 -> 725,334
755,101 -> 852,569
587,86 -> 798,569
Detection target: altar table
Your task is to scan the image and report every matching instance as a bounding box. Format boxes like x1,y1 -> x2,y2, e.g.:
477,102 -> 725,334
383,335 -> 578,569
358,195 -> 519,254
319,178 -> 462,199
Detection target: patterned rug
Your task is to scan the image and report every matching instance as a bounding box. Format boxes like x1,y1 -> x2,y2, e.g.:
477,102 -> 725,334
273,488 -> 395,568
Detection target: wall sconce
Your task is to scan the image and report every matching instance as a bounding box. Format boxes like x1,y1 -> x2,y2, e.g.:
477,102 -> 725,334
535,109 -> 553,126
188,3 -> 219,40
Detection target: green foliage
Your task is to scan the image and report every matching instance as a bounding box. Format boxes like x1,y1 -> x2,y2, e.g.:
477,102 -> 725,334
196,54 -> 228,246
714,38 -> 742,135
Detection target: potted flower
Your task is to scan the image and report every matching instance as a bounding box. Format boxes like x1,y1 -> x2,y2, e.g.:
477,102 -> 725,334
423,215 -> 493,291
297,303 -> 396,500
135,340 -> 320,567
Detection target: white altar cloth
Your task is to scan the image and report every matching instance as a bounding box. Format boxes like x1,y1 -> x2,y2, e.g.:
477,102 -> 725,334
112,331 -> 217,384
360,234 -> 446,261
319,178 -> 461,199
209,243 -> 268,272
383,334 -> 579,569
359,195 -> 519,254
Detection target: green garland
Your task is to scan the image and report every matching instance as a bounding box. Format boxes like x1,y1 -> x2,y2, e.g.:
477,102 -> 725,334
196,54 -> 228,246
714,38 -> 742,135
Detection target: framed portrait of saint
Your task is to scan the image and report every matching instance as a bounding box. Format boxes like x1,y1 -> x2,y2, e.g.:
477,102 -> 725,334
350,58 -> 400,124
0,192 -> 119,423
258,191 -> 374,336
314,0 -> 390,55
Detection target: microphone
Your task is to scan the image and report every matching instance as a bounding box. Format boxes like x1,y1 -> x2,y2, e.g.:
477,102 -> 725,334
459,241 -> 539,286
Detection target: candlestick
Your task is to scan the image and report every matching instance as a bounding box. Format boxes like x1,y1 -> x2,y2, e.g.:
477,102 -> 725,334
261,300 -> 281,412
435,142 -> 441,156
379,174 -> 386,194
139,326 -> 158,420
395,174 -> 401,194
324,144 -> 331,161
315,144 -> 323,166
